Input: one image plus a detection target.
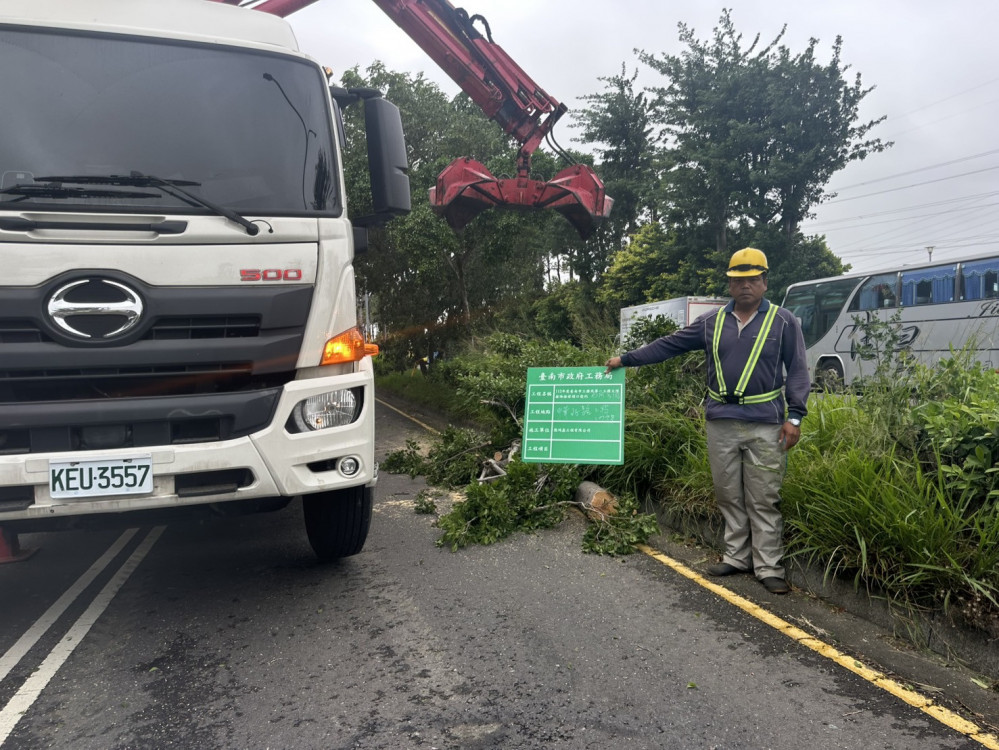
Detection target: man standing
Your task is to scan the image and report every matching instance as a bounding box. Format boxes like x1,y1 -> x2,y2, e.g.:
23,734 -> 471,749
605,248 -> 809,595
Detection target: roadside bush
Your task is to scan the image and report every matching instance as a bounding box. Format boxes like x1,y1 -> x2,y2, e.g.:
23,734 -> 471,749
594,406 -> 713,515
440,332 -> 594,445
376,370 -> 462,417
784,442 -> 999,622
620,315 -> 705,410
783,360 -> 999,631
622,313 -> 679,349
912,352 -> 999,503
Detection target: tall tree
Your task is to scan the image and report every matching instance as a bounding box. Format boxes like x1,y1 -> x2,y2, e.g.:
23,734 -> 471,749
640,10 -> 890,252
577,11 -> 878,316
574,65 -> 659,245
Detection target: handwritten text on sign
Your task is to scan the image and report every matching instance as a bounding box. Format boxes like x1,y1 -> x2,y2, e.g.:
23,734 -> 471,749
522,367 -> 625,465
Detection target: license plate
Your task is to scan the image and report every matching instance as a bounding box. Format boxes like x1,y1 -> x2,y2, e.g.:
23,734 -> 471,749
49,456 -> 153,499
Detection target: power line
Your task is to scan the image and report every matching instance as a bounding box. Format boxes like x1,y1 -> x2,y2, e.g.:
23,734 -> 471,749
837,232 -> 999,258
808,190 -> 999,228
812,199 -> 999,233
809,74 -> 999,264
829,149 -> 999,192
823,197 -> 999,255
832,205 -> 999,255
879,95 -> 999,141
887,75 -> 999,121
823,164 -> 999,204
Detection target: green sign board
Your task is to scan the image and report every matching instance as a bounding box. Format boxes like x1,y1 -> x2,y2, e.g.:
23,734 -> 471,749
522,366 -> 625,465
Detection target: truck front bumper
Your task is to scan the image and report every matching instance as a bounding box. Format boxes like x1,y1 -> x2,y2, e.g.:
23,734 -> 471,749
0,366 -> 376,523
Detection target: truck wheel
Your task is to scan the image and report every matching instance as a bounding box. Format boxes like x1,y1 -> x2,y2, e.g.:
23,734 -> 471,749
303,486 -> 372,561
816,360 -> 844,391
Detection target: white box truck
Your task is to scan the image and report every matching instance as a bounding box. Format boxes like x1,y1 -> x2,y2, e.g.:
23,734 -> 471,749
620,296 -> 727,343
0,0 -> 411,560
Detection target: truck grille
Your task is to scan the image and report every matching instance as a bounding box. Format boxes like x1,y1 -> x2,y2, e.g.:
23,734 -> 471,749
0,315 -> 261,343
0,362 -> 267,401
0,280 -> 314,452
0,387 -> 283,454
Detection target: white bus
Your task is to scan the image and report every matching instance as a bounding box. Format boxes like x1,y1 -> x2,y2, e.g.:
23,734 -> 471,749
781,253 -> 999,387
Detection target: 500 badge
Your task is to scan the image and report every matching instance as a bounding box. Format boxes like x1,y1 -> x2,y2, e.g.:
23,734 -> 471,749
49,456 -> 153,499
240,268 -> 303,282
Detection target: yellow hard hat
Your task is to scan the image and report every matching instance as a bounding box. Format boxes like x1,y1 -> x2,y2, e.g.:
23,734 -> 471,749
727,247 -> 768,277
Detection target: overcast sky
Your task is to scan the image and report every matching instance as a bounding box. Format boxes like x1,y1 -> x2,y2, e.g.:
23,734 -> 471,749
286,0 -> 999,275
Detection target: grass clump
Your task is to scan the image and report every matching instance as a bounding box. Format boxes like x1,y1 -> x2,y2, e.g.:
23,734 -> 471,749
781,335 -> 999,633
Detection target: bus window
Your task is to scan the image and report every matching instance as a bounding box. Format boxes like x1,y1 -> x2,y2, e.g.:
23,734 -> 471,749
850,273 -> 898,311
783,276 -> 859,346
961,257 -> 999,300
900,264 -> 956,305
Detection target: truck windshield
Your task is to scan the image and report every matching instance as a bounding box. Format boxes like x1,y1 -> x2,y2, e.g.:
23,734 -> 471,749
0,27 -> 339,216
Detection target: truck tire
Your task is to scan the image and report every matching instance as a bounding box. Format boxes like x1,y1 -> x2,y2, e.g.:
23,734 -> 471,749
303,485 -> 373,561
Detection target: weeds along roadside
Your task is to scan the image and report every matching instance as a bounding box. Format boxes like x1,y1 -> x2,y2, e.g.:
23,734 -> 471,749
377,319 -> 999,639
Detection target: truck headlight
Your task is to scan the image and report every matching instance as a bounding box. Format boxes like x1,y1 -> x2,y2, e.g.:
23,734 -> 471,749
290,388 -> 362,432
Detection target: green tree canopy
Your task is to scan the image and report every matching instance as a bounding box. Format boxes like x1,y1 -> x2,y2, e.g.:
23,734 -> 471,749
576,10 -> 877,313
574,65 -> 659,246
641,9 -> 890,252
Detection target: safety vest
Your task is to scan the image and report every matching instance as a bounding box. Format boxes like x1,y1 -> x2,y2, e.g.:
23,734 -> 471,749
707,304 -> 782,405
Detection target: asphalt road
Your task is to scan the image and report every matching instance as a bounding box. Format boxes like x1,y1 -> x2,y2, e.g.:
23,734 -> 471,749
0,399 -> 995,749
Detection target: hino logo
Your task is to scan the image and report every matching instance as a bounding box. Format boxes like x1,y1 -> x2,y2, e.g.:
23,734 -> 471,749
47,279 -> 144,339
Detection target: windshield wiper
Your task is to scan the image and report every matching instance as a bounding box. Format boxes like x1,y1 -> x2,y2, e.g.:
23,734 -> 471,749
36,172 -> 260,236
0,184 -> 159,202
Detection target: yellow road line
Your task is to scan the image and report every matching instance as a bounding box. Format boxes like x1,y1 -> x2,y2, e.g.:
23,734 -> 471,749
376,397 -> 440,435
637,544 -> 999,749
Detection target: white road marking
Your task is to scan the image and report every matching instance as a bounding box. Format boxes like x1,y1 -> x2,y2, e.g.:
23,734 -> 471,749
0,525 -> 165,746
0,528 -> 138,684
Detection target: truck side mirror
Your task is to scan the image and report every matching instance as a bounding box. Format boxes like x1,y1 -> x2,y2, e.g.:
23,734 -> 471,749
357,95 -> 410,226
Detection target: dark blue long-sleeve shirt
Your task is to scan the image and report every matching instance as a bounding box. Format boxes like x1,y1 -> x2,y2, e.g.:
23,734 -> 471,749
620,298 -> 809,424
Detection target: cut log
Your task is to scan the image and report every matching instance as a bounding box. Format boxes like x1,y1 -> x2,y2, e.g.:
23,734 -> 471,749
575,481 -> 618,521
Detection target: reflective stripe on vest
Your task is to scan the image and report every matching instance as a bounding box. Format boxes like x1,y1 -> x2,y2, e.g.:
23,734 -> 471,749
707,304 -> 782,405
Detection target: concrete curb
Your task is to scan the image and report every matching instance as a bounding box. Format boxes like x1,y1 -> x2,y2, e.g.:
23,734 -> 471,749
646,502 -> 999,682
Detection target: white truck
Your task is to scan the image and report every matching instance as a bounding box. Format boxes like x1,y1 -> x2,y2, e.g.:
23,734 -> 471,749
0,0 -> 411,560
620,296 -> 727,344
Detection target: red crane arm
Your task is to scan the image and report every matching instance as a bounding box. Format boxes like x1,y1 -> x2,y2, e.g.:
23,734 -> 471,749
214,0 -> 611,237
371,0 -> 567,168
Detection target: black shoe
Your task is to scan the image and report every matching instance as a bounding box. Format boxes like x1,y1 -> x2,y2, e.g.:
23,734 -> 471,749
706,562 -> 750,577
760,577 -> 790,594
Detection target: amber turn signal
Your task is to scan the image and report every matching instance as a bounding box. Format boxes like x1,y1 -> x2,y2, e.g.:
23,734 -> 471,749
321,327 -> 379,365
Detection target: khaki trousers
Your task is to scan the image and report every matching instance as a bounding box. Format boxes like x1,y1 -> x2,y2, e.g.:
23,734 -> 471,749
705,419 -> 786,580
